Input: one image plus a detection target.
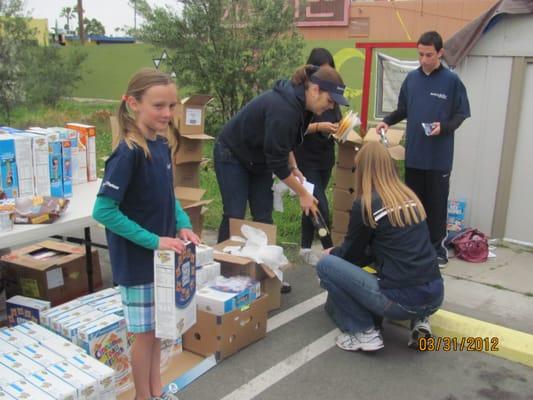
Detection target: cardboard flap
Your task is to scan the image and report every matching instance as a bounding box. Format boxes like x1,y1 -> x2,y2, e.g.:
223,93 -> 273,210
181,133 -> 214,140
212,243 -> 253,266
364,128 -> 404,146
229,219 -> 276,245
387,145 -> 405,161
344,129 -> 363,145
182,95 -> 213,107
259,264 -> 276,279
175,186 -> 205,202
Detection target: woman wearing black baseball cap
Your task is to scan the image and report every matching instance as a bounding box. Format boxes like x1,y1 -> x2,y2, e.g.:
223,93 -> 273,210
214,64 -> 347,291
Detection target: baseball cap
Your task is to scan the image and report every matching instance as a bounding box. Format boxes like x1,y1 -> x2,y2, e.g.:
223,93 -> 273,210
310,74 -> 349,106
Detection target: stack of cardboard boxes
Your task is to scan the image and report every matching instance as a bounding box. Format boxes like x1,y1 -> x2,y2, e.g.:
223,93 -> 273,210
331,128 -> 405,245
173,95 -> 214,237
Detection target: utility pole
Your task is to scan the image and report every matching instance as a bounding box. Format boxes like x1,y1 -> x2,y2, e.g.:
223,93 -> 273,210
77,0 -> 85,44
134,0 -> 137,31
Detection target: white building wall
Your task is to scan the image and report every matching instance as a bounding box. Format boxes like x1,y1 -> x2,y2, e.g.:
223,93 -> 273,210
451,55 -> 512,235
451,13 -> 533,240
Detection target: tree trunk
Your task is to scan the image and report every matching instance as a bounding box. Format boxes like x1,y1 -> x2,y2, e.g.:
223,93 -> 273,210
77,0 -> 85,44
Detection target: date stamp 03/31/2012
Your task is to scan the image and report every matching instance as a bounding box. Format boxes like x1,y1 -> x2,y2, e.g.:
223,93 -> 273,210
416,336 -> 500,352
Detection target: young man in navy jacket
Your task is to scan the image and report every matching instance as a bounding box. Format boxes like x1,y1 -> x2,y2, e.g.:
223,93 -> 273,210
376,31 -> 471,266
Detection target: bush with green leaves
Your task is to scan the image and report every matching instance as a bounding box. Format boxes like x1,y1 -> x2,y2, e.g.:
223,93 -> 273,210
139,0 -> 304,135
0,0 -> 87,123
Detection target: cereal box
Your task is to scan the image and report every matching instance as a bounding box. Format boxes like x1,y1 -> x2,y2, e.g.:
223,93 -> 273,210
0,338 -> 18,355
65,123 -> 96,182
62,310 -> 106,342
19,343 -> 64,367
25,369 -> 77,400
68,352 -> 115,397
154,243 -> 197,340
61,139 -> 72,197
0,136 -> 19,198
196,261 -> 221,288
48,140 -> 64,197
0,132 -> 33,197
14,321 -> 58,343
51,304 -> 95,334
196,244 -> 214,267
4,379 -> 55,400
77,314 -> 130,391
78,287 -> 119,305
0,327 -> 38,348
5,295 -> 51,326
40,299 -> 83,327
448,198 -> 467,232
0,363 -> 22,389
49,360 -> 99,400
0,350 -> 43,375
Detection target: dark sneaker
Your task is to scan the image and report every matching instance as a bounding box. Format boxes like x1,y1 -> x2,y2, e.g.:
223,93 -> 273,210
280,281 -> 292,294
408,316 -> 432,349
437,256 -> 448,267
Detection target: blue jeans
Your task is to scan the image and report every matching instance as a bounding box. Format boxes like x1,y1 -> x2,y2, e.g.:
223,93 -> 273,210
316,255 -> 443,334
214,139 -> 273,242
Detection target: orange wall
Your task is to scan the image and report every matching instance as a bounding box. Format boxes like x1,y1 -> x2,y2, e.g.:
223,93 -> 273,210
300,0 -> 496,41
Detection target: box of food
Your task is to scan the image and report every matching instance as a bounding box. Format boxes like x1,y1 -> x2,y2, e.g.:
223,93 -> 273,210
5,295 -> 51,326
154,243 -> 197,340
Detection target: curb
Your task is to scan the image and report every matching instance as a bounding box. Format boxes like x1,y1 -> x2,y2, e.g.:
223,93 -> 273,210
397,309 -> 533,367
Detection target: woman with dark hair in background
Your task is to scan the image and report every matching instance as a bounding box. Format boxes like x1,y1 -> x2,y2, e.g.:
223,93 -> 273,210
295,48 -> 343,266
215,63 -> 349,292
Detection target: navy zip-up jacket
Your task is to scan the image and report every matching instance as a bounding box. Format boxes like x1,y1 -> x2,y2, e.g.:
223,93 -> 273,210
331,196 -> 442,291
218,80 -> 312,179
384,65 -> 470,172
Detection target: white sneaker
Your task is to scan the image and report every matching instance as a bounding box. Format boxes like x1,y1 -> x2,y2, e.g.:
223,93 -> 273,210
299,248 -> 321,266
408,316 -> 432,348
335,328 -> 384,352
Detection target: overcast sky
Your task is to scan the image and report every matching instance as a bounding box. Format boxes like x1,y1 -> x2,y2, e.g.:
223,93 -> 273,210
24,0 -> 177,34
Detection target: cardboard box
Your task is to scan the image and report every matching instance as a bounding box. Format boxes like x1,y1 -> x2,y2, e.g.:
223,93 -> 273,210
213,219 -> 282,312
154,243 -> 197,340
183,294 -> 268,361
5,295 -> 50,326
1,241 -> 103,306
336,141 -> 360,169
333,188 -> 355,213
0,136 -> 19,198
0,363 -> 23,390
334,166 -> 356,192
331,230 -> 345,246
19,343 -> 65,367
332,210 -> 351,234
175,133 -> 213,164
0,327 -> 38,348
65,123 -> 97,182
174,162 -> 200,188
174,186 -> 212,236
175,95 -> 213,135
363,127 -> 405,160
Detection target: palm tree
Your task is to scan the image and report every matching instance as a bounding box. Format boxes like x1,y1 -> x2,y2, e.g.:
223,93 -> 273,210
60,6 -> 76,33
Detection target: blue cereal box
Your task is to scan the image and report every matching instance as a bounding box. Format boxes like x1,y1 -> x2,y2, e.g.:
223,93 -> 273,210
6,295 -> 51,327
447,199 -> 467,232
61,139 -> 72,197
48,140 -> 63,197
0,136 -> 19,198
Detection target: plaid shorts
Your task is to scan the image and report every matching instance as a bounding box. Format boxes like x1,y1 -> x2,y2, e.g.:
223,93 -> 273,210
120,283 -> 155,333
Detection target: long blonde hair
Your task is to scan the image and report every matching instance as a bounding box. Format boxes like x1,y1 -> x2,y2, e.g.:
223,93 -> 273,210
354,141 -> 426,228
118,68 -> 180,159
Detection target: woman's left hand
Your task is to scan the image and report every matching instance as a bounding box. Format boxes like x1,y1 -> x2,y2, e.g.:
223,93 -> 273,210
318,122 -> 339,135
179,228 -> 201,245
